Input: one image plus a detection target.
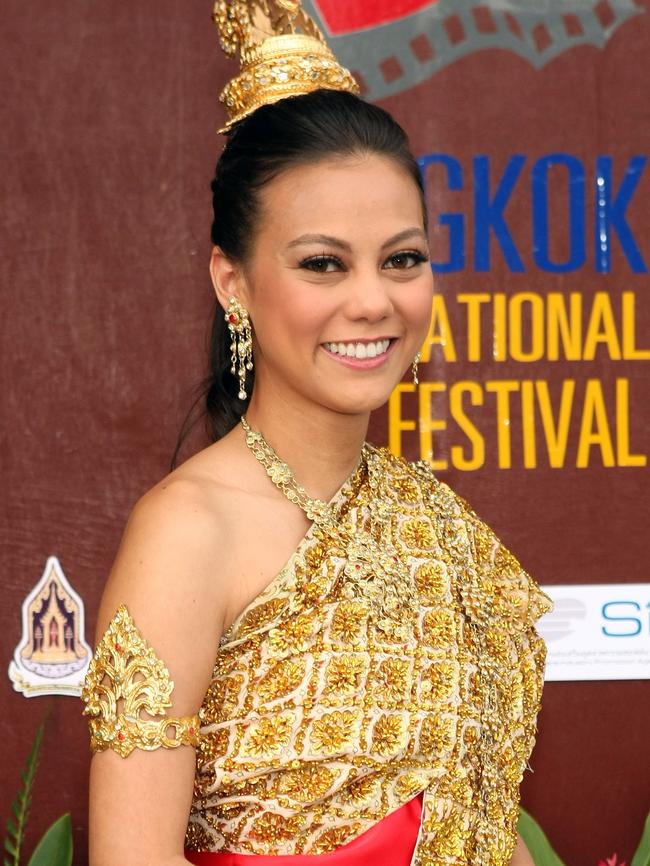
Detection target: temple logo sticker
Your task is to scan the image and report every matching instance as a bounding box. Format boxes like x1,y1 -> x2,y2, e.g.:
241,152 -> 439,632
9,555 -> 92,697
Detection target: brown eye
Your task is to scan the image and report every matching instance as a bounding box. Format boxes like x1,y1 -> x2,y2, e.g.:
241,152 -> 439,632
384,250 -> 428,269
300,255 -> 344,273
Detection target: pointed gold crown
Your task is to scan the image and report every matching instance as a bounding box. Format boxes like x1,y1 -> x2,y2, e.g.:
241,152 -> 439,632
213,0 -> 360,133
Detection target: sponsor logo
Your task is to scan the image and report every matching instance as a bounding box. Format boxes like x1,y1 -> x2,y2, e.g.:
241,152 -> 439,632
538,585 -> 650,681
536,597 -> 587,642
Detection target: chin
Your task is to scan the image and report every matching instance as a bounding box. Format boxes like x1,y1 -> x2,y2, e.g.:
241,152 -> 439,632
319,385 -> 397,416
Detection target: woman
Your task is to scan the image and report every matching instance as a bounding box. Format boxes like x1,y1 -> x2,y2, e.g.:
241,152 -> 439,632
82,12 -> 552,866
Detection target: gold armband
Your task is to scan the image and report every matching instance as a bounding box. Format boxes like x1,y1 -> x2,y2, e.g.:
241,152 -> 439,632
81,604 -> 200,757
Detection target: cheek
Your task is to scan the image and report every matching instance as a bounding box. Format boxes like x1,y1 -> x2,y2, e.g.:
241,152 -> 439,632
256,280 -> 334,346
397,276 -> 434,332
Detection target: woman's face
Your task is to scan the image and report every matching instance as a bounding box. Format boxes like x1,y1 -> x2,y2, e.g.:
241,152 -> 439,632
238,152 -> 433,416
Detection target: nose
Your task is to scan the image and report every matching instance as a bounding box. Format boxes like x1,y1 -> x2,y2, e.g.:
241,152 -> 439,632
342,270 -> 395,323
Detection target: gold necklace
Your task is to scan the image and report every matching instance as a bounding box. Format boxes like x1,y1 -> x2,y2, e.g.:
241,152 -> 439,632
239,415 -> 419,640
239,415 -> 366,522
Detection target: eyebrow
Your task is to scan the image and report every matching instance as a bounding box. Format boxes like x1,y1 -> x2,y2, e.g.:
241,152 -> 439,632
285,227 -> 428,252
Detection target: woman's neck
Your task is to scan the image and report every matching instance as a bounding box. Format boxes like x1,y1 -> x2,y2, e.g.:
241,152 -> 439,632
243,392 -> 370,503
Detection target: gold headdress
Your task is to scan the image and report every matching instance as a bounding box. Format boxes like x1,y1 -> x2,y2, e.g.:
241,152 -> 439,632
213,0 -> 360,132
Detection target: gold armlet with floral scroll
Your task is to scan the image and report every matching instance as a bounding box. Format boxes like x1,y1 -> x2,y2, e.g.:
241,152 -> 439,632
81,604 -> 200,758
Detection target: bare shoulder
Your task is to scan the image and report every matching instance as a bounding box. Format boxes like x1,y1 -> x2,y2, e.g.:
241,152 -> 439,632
101,475 -> 224,615
94,443 -> 240,713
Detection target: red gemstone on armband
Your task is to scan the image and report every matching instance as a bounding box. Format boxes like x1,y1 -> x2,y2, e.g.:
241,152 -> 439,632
117,732 -> 125,741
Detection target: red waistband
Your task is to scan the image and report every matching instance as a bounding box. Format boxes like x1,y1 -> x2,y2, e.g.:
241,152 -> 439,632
185,792 -> 423,865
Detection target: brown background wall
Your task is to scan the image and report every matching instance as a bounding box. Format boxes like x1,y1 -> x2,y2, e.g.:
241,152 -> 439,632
1,2 -> 648,864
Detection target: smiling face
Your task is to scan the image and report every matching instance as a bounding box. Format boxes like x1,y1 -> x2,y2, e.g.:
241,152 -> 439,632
217,152 -> 433,418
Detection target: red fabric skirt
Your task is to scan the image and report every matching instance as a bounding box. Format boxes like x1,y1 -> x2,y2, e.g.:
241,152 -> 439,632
185,792 -> 423,865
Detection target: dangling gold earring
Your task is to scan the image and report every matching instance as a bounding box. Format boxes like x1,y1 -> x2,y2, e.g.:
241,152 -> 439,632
412,351 -> 421,386
225,296 -> 254,400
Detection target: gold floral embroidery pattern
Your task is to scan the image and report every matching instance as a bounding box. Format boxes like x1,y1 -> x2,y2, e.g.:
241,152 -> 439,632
185,446 -> 553,864
241,712 -> 295,758
258,659 -> 307,703
277,764 -> 339,802
312,824 -> 363,854
250,811 -> 304,843
372,658 -> 411,706
419,714 -> 456,757
324,655 -> 367,696
309,709 -> 361,756
346,773 -> 380,804
330,600 -> 367,642
399,517 -> 436,550
414,560 -> 449,602
422,607 -> 456,647
268,611 -> 318,655
370,713 -> 408,757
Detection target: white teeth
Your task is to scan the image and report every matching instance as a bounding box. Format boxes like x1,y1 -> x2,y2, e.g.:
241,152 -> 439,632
323,339 -> 392,358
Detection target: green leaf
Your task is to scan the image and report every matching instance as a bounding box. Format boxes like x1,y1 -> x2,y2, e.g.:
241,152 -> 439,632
631,813 -> 650,866
27,814 -> 72,866
2,721 -> 44,866
517,808 -> 567,866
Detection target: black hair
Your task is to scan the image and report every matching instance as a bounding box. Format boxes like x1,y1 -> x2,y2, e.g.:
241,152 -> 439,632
170,89 -> 426,468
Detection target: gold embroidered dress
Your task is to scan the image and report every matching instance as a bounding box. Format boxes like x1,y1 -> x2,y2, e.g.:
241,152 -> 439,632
184,444 -> 552,865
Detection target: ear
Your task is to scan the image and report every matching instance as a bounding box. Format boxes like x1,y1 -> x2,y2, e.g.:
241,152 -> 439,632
209,246 -> 249,312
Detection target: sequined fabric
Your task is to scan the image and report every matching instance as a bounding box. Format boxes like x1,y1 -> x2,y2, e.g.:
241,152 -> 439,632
186,445 -> 553,865
185,792 -> 423,864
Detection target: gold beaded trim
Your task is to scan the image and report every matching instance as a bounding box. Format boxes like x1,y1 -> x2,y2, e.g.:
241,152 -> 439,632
81,605 -> 200,758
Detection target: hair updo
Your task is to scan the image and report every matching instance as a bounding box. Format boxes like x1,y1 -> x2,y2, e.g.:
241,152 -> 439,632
170,89 -> 425,468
